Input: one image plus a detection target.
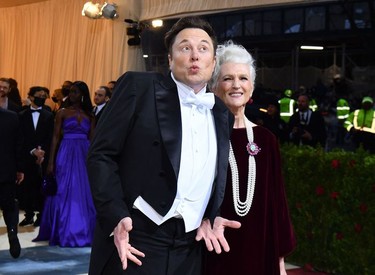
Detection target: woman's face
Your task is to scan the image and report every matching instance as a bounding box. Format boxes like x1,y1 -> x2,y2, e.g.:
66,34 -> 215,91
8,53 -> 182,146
69,86 -> 82,103
214,62 -> 253,112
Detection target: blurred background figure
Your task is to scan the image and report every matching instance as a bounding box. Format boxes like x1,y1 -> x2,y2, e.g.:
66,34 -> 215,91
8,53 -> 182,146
8,78 -> 22,108
279,89 -> 295,123
260,99 -> 288,144
0,77 -> 22,113
92,85 -> 111,125
107,80 -> 116,93
59,80 -> 73,109
344,96 -> 375,153
288,94 -> 326,148
50,88 -> 64,113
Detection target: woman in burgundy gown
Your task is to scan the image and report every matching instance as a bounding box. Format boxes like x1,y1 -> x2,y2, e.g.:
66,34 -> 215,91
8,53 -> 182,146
202,41 -> 296,274
33,81 -> 96,247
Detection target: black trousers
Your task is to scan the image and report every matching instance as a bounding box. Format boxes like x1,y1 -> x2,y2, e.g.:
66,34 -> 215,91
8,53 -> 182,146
16,166 -> 44,218
102,210 -> 203,275
0,181 -> 19,233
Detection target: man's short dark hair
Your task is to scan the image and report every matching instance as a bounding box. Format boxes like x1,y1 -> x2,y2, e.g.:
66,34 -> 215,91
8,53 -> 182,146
164,16 -> 217,56
99,86 -> 112,98
28,86 -> 45,97
0,77 -> 10,85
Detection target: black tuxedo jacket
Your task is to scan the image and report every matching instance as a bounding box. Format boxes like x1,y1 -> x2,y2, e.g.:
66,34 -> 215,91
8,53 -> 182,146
18,108 -> 54,174
87,72 -> 232,274
0,108 -> 23,182
93,103 -> 107,125
7,99 -> 22,113
288,110 -> 327,147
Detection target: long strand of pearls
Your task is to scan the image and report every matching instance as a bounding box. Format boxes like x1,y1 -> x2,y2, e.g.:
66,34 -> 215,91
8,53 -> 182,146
229,117 -> 256,217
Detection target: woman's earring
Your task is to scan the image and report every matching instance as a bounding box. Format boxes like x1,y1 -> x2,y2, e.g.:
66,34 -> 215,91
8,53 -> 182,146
81,96 -> 84,103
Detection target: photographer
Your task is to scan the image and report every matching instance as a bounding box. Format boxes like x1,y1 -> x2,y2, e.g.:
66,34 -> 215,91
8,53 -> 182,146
288,94 -> 326,148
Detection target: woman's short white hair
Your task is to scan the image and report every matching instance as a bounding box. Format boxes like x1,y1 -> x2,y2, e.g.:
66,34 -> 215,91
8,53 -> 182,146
210,40 -> 256,90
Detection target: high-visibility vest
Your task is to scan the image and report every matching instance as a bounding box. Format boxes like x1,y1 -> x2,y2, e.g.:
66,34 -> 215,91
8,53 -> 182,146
336,98 -> 350,120
310,98 -> 318,112
279,97 -> 295,123
344,109 -> 375,134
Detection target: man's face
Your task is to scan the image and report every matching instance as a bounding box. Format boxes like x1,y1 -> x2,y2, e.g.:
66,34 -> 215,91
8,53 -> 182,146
297,95 -> 310,112
168,28 -> 215,93
30,90 -> 47,107
107,82 -> 115,91
0,81 -> 10,98
94,88 -> 107,105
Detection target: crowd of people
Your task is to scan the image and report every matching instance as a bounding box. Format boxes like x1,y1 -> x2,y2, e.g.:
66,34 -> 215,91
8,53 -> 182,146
247,79 -> 374,153
0,77 -> 115,258
0,15 -> 373,275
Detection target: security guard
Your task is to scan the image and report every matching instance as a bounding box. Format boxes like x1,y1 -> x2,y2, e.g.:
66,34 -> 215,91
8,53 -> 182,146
279,89 -> 296,123
345,96 -> 375,153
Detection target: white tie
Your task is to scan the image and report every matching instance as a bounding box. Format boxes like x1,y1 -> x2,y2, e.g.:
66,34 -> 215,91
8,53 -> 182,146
181,92 -> 215,113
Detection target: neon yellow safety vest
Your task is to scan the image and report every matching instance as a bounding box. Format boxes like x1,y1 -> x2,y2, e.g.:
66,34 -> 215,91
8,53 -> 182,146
310,99 -> 318,112
344,109 -> 375,134
336,98 -> 350,120
279,97 -> 295,123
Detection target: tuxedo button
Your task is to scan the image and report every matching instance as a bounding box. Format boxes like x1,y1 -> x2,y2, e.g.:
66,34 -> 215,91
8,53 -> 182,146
153,140 -> 160,146
159,171 -> 166,177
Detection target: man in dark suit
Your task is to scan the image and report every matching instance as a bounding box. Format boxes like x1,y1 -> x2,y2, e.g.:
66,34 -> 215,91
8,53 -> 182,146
0,108 -> 24,258
288,94 -> 327,147
59,80 -> 73,109
87,16 -> 238,275
92,85 -> 111,125
17,86 -> 54,227
0,77 -> 22,113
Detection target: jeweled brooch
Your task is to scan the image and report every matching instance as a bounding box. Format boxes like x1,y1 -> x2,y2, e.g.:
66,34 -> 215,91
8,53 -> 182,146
246,142 -> 261,156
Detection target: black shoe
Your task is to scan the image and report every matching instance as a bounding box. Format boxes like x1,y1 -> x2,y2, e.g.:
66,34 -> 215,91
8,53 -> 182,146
19,217 -> 34,227
33,215 -> 41,227
8,231 -> 21,258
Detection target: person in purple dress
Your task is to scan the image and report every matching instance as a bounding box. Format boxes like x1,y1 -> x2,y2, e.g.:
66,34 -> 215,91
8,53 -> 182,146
33,81 -> 96,247
198,41 -> 296,274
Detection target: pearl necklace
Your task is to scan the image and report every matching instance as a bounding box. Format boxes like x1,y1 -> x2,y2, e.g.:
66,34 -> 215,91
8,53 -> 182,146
229,117 -> 259,217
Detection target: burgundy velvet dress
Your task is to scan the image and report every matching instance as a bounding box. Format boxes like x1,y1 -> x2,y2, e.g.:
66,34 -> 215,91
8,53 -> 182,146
204,126 -> 296,275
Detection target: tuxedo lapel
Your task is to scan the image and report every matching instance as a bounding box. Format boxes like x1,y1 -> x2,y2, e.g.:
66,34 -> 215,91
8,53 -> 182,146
155,77 -> 182,179
212,97 -> 231,184
25,109 -> 37,133
35,111 -> 47,134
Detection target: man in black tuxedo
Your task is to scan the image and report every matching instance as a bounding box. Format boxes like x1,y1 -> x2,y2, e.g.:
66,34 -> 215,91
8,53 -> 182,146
288,94 -> 327,147
92,85 -> 111,125
87,17 -> 238,275
17,86 -> 54,227
0,108 -> 24,258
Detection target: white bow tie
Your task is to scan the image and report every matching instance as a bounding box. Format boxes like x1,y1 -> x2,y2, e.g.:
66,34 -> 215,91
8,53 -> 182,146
181,92 -> 215,112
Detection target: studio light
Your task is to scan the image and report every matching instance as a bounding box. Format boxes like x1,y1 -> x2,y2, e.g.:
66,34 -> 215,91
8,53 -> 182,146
82,1 -> 119,20
82,2 -> 101,19
125,19 -> 143,46
101,3 -> 118,19
300,45 -> 324,50
151,19 -> 163,28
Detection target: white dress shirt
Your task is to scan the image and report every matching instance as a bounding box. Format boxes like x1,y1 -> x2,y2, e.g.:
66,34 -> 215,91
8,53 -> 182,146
94,103 -> 106,115
30,106 -> 42,130
133,74 -> 218,232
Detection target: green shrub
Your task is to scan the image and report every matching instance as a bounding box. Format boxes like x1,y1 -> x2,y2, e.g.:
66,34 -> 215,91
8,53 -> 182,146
281,144 -> 375,274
